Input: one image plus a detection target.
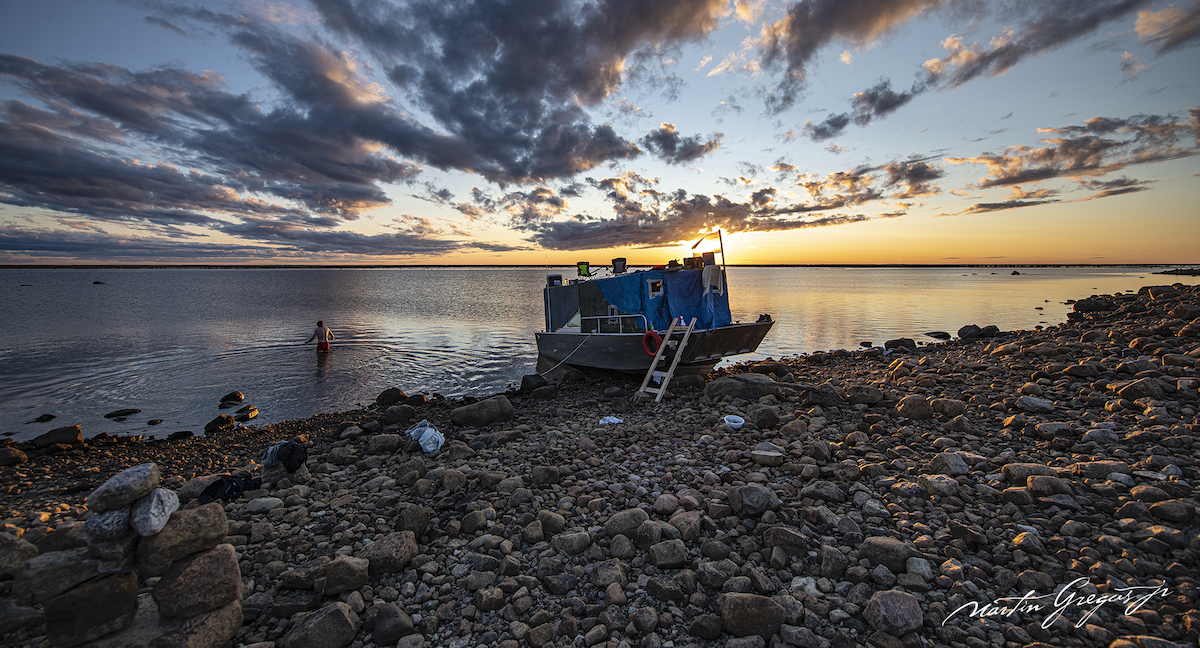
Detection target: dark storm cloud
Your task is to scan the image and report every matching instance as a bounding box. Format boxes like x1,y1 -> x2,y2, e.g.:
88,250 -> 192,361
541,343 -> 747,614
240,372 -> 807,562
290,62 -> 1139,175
639,124 -> 723,164
948,110 -> 1198,187
308,0 -> 729,183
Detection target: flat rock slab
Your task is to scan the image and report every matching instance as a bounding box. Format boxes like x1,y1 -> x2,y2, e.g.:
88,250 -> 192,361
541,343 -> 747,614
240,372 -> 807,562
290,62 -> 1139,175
87,463 -> 161,514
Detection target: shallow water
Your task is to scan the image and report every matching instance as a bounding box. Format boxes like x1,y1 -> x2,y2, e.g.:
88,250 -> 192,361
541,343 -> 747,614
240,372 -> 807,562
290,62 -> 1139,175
1,265 -> 1193,440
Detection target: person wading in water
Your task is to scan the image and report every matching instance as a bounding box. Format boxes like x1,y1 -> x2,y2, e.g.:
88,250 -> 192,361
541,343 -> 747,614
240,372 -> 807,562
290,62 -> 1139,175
306,320 -> 334,352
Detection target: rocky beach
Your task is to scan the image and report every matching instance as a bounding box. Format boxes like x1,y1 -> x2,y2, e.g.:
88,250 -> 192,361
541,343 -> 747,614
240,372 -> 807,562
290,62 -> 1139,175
1,281 -> 1198,648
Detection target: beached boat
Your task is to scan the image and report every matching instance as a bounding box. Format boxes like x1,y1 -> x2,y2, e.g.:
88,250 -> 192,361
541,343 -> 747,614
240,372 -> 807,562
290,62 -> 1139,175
536,233 -> 773,374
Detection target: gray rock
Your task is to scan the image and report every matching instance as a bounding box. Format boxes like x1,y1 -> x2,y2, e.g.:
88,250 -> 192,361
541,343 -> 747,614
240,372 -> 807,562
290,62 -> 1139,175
86,463 -> 161,514
43,570 -> 138,647
372,603 -> 414,644
135,502 -> 228,577
0,533 -> 38,579
929,452 -> 970,476
359,531 -> 417,575
552,530 -> 593,555
324,556 -> 370,595
921,474 -> 959,497
383,405 -> 416,425
704,374 -> 784,401
84,506 -> 132,541
130,488 -> 180,537
85,594 -> 242,648
1001,463 -> 1057,486
32,425 -> 83,448
736,484 -> 782,515
280,602 -> 361,648
895,395 -> 933,419
864,590 -> 923,635
719,593 -> 785,637
648,539 -> 688,568
153,544 -> 242,619
367,434 -> 402,454
0,446 -> 29,465
859,536 -> 915,573
799,480 -> 845,503
605,508 -> 649,537
450,395 -> 514,427
13,547 -> 122,606
1015,396 -> 1055,413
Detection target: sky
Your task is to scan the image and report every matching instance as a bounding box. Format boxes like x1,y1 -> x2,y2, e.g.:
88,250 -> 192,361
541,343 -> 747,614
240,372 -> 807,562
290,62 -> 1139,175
0,0 -> 1197,266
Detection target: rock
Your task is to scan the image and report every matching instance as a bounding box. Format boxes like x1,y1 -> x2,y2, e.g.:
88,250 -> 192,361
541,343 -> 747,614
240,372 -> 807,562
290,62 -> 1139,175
85,506 -> 132,541
846,385 -> 884,405
884,338 -> 916,350
957,324 -> 982,339
203,415 -> 235,433
383,405 -> 415,425
859,536 -> 915,573
648,539 -> 688,568
130,488 -> 180,536
0,533 -> 39,579
719,593 -> 786,637
520,374 -> 549,393
280,602 -> 360,648
450,395 -> 514,427
704,374 -> 784,401
372,603 -> 414,644
1001,463 -> 1057,486
153,544 -> 242,618
42,571 -> 138,647
0,446 -> 29,465
13,547 -> 123,606
735,484 -> 782,515
1118,378 -> 1164,401
359,531 -> 417,575
324,555 -> 370,595
367,434 -> 402,454
921,474 -> 959,497
1073,297 -> 1115,312
1149,499 -> 1194,523
1015,396 -> 1055,413
136,502 -> 228,576
799,480 -> 845,503
32,425 -> 83,448
376,387 -> 407,407
929,452 -> 970,476
864,590 -> 923,635
87,463 -> 161,514
1073,460 -> 1130,479
86,594 -> 242,648
552,530 -> 593,555
605,508 -> 649,537
219,391 -> 244,403
930,398 -> 965,417
895,395 -> 932,419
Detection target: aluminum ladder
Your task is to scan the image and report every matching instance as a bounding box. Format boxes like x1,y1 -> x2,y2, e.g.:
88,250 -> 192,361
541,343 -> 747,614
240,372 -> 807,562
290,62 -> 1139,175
638,317 -> 697,403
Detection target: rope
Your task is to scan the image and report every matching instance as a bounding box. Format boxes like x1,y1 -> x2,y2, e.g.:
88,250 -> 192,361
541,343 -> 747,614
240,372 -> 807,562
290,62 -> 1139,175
538,334 -> 594,376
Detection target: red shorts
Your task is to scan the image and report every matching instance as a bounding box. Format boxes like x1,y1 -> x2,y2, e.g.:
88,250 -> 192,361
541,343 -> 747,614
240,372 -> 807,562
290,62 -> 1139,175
317,342 -> 330,352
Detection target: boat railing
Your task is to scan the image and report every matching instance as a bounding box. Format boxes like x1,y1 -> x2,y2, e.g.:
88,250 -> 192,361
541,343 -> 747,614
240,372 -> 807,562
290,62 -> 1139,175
580,314 -> 648,334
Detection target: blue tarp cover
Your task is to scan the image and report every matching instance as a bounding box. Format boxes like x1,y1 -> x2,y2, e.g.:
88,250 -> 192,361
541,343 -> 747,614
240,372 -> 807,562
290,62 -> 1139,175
594,269 -> 731,331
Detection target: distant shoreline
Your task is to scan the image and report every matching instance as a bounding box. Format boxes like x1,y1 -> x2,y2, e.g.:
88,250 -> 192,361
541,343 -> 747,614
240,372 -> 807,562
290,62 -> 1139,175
2,263 -> 1198,270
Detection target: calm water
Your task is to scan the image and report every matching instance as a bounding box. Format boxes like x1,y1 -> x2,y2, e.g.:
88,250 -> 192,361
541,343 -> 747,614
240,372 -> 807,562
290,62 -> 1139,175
1,266 -> 1194,441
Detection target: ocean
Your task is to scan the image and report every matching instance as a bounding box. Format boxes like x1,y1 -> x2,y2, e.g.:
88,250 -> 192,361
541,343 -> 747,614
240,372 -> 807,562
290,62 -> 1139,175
2,266 -> 1194,441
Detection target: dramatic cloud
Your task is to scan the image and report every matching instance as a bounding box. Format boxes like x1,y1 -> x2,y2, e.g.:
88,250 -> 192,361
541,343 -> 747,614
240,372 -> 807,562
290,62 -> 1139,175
640,123 -> 723,164
948,110 -> 1198,187
1136,1 -> 1200,51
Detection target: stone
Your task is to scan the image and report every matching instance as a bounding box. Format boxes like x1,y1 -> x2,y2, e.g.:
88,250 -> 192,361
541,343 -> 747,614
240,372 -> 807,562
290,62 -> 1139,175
372,603 -> 414,644
762,526 -> 808,557
153,544 -> 241,619
130,488 -> 180,537
324,555 -> 370,594
704,374 -> 784,401
1118,377 -> 1164,401
648,539 -> 688,568
383,405 -> 416,425
1016,396 -> 1055,413
13,547 -> 123,606
279,602 -> 360,648
135,502 -> 228,577
799,480 -> 845,502
86,595 -> 242,648
590,559 -> 628,588
203,415 -> 235,433
85,507 -> 132,542
0,533 -> 38,579
0,446 -> 29,465
605,508 -> 649,537
736,484 -> 782,515
32,425 -> 83,448
87,463 -> 161,513
367,434 -> 402,454
43,571 -> 138,647
359,531 -> 417,575
1073,460 -> 1130,478
450,395 -> 514,427
929,452 -> 970,476
920,474 -> 959,497
552,530 -> 593,555
1149,499 -> 1194,523
930,398 -> 965,417
719,593 -> 786,637
895,395 -> 933,419
864,590 -> 923,635
859,536 -> 915,573
1001,463 -> 1057,486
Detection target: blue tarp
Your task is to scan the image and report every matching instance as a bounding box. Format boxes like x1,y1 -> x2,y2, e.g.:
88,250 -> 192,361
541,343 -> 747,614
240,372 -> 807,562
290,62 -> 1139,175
594,268 -> 731,331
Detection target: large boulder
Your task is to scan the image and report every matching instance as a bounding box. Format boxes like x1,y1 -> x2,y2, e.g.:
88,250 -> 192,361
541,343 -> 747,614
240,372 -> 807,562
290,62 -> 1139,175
450,396 -> 514,427
152,544 -> 242,619
32,425 -> 83,448
864,590 -> 924,635
135,503 -> 228,576
280,602 -> 360,648
0,533 -> 38,579
704,374 -> 784,401
895,395 -> 933,420
86,595 -> 242,648
720,593 -> 786,637
358,531 -> 417,575
42,571 -> 139,647
87,463 -> 161,514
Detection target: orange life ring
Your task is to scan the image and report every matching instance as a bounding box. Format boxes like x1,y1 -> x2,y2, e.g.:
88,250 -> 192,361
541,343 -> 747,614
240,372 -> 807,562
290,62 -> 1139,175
642,330 -> 662,356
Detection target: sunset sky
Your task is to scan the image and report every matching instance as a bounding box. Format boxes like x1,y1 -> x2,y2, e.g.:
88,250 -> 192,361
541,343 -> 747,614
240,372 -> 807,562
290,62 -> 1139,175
1,0 -> 1197,265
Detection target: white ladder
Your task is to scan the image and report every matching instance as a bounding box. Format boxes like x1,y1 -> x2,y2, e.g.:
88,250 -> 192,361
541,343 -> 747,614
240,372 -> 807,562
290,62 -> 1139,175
638,317 -> 697,402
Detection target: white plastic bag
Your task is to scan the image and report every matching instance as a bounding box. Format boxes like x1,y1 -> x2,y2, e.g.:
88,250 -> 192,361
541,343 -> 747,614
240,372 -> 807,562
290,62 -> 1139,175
599,416 -> 623,424
404,419 -> 444,453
